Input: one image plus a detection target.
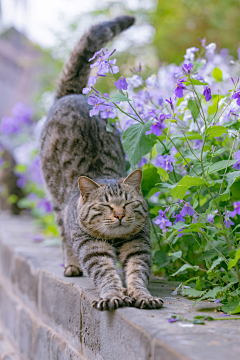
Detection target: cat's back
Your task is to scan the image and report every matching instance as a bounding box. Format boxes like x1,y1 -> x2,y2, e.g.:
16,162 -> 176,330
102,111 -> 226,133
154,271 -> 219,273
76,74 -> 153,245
40,94 -> 126,205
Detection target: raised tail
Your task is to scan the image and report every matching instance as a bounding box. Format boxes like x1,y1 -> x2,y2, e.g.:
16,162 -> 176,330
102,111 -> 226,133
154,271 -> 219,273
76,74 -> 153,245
55,16 -> 135,99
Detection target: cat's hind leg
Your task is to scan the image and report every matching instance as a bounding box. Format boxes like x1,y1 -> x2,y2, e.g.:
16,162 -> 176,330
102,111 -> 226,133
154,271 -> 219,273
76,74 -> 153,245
54,205 -> 82,277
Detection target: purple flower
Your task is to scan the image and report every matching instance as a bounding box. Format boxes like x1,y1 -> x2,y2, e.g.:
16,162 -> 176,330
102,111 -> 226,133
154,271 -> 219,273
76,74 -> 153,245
182,63 -> 193,75
153,209 -> 172,232
115,76 -> 128,90
224,210 -> 234,228
174,214 -> 185,224
146,114 -> 170,137
231,201 -> 240,217
138,157 -> 147,167
37,198 -> 53,213
232,91 -> 240,106
168,317 -> 179,323
88,48 -> 104,62
203,86 -> 212,101
175,79 -> 186,98
205,43 -> 216,56
207,214 -> 215,223
233,150 -> 240,170
220,268 -> 225,272
178,229 -> 184,237
32,233 -> 44,243
180,202 -> 195,217
154,217 -> 172,232
145,74 -> 158,87
155,154 -> 174,173
184,47 -> 199,61
200,38 -> 206,47
100,105 -> 116,119
166,98 -> 174,112
88,94 -> 105,117
214,299 -> 220,304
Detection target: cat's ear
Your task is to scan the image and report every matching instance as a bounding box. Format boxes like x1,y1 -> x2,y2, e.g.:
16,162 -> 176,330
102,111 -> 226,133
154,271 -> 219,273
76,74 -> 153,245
123,169 -> 142,190
78,176 -> 100,197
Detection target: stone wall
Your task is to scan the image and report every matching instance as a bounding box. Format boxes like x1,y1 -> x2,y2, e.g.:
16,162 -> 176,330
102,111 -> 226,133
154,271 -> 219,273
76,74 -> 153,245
0,214 -> 239,360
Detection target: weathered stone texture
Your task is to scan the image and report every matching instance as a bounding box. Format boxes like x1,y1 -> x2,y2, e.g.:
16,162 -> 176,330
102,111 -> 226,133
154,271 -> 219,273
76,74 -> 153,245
1,214 -> 240,360
40,271 -> 82,350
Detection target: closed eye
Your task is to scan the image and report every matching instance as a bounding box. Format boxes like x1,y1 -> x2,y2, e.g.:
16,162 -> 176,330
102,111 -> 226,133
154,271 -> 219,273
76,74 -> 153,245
98,203 -> 114,211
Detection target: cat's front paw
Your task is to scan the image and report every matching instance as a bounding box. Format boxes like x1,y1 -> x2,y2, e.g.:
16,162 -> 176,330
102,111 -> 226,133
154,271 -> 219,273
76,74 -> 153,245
92,294 -> 132,311
132,294 -> 164,309
64,265 -> 83,277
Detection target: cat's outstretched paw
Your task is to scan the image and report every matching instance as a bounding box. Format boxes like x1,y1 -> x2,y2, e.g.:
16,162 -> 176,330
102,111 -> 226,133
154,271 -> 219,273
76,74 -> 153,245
92,295 -> 132,311
132,295 -> 164,309
64,265 -> 83,277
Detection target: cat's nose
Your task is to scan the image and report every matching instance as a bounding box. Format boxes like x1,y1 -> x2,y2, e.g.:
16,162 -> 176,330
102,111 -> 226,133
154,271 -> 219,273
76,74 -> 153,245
114,212 -> 125,221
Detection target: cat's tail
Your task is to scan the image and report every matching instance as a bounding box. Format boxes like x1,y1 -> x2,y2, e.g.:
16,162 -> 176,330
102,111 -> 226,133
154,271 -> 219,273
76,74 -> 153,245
55,16 -> 135,99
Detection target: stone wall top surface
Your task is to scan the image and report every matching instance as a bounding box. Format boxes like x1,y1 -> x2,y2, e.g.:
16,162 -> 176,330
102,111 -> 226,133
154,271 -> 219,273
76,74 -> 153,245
0,213 -> 240,360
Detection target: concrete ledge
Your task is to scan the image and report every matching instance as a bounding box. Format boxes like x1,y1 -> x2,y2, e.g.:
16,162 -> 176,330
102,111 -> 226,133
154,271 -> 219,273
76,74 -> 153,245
0,214 -> 240,360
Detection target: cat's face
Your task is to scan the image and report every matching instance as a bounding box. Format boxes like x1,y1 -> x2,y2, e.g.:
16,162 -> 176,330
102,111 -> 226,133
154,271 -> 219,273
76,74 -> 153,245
77,170 -> 148,239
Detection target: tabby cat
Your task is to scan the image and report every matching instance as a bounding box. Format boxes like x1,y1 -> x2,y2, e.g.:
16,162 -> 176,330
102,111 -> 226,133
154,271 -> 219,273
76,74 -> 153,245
39,16 -> 163,310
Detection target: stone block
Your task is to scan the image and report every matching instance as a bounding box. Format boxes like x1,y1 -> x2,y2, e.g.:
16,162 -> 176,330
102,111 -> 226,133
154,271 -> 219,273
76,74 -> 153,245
0,284 -> 18,343
10,253 -> 39,311
81,293 -> 152,360
0,330 -> 19,360
40,271 -> 81,349
0,242 -> 14,280
33,325 -> 51,360
50,334 -> 84,360
153,338 -> 189,360
17,308 -> 33,360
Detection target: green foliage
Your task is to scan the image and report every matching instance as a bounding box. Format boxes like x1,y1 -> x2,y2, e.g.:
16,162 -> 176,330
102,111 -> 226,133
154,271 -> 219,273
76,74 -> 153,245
122,123 -> 157,166
152,0 -> 240,64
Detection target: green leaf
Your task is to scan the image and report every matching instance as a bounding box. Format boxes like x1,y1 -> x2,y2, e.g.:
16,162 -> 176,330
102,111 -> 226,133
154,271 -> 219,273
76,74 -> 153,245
153,250 -> 170,268
221,300 -> 240,315
7,194 -> 18,204
14,164 -> 27,174
213,148 -> 225,157
195,279 -> 203,291
212,67 -> 223,82
157,167 -> 169,182
172,221 -> 186,230
185,80 -> 208,86
188,99 -> 200,120
194,286 -> 222,305
179,133 -> 203,140
228,248 -> 240,270
106,122 -> 114,133
170,264 -> 199,276
171,176 -> 207,199
108,93 -> 131,102
141,167 -> 160,197
194,315 -> 214,321
170,250 -> 182,262
122,123 -> 157,166
207,257 -> 223,273
192,198 -> 198,209
210,189 -> 230,207
206,160 -> 237,175
206,126 -> 227,139
183,288 -> 206,298
226,171 -> 240,188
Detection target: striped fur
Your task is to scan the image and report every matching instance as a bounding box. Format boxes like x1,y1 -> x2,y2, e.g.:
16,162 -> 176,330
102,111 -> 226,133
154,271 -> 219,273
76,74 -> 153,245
39,16 -> 163,310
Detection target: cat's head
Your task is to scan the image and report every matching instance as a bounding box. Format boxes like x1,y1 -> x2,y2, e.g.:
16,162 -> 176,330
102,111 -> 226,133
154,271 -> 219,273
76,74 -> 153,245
77,169 -> 148,239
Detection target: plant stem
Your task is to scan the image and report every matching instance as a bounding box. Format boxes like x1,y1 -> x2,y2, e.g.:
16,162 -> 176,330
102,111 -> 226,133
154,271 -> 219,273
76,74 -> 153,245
163,130 -> 199,176
218,137 -> 236,195
112,102 -> 142,124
